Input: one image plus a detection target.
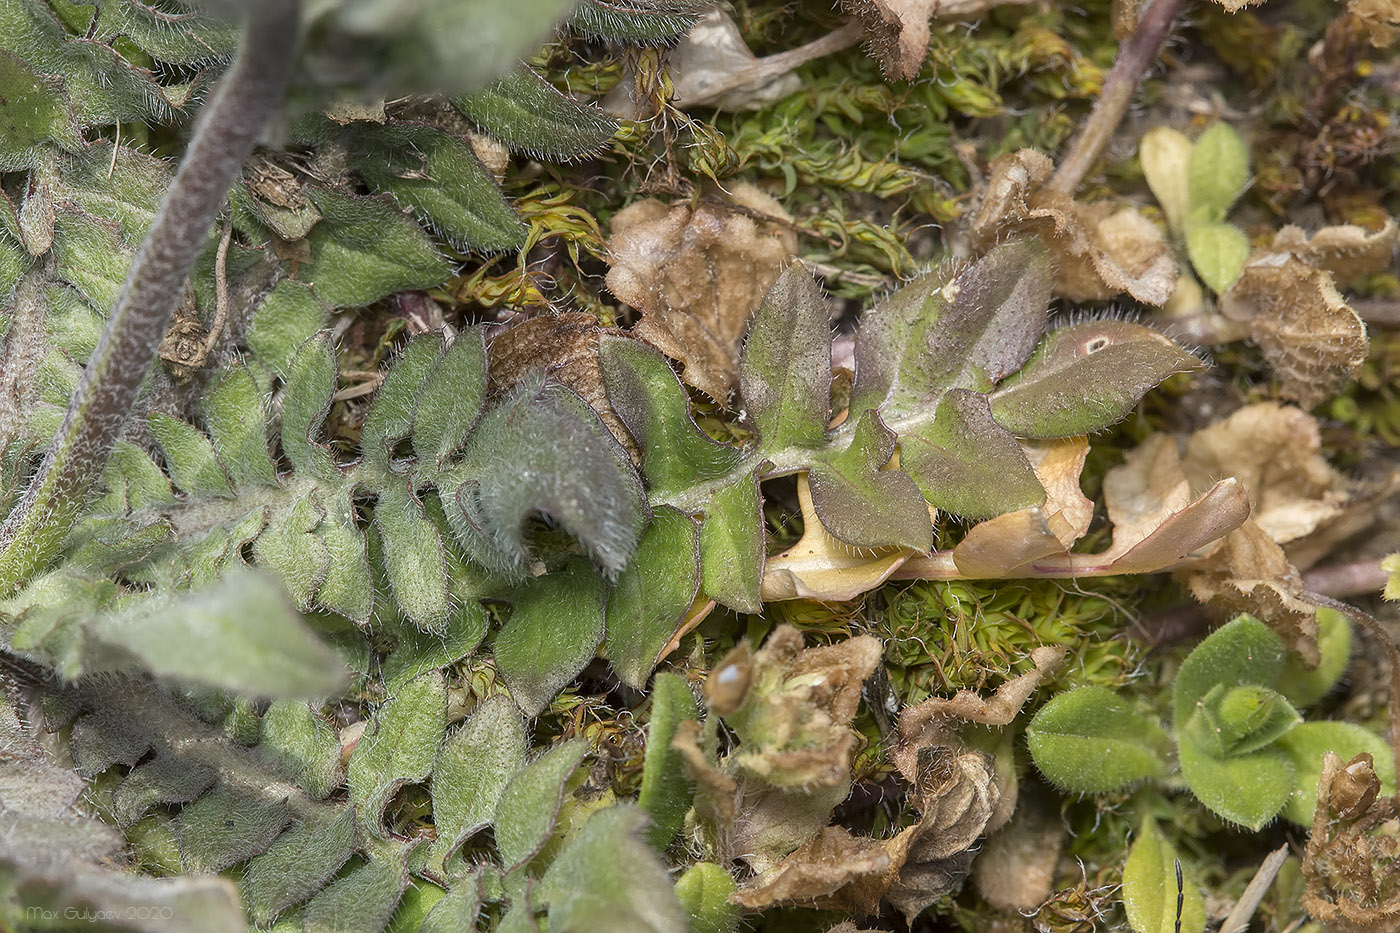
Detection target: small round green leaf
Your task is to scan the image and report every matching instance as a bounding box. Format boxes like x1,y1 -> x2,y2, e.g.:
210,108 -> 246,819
1026,686 -> 1169,793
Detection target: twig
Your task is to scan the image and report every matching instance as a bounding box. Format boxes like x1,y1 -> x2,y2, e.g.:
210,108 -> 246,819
201,212 -> 235,361
1046,0 -> 1186,196
1219,846 -> 1290,933
0,2 -> 302,591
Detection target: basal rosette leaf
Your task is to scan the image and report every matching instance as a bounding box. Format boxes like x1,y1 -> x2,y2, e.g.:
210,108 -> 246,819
990,320 -> 1204,438
807,409 -> 931,552
605,506 -> 702,689
740,262 -> 832,453
454,66 -> 619,161
697,468 -> 765,613
567,0 -> 711,43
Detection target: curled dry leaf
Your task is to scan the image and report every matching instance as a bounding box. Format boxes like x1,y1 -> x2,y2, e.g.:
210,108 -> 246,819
970,150 -> 1177,305
606,184 -> 798,404
837,0 -> 1039,81
972,784 -> 1065,913
676,626 -> 882,873
1302,752 -> 1400,932
486,311 -> 636,457
1218,228 -> 1377,409
1349,0 -> 1400,47
1272,220 -> 1397,288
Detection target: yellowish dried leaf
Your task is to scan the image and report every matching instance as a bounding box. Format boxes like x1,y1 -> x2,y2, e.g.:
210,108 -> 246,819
1349,0 -> 1400,47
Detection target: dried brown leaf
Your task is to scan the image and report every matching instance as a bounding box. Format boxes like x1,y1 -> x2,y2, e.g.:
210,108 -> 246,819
837,0 -> 1038,80
1220,249 -> 1368,409
606,186 -> 798,404
1349,0 -> 1400,47
970,150 -> 1177,305
486,312 -> 636,457
1184,519 -> 1321,666
1273,220 -> 1398,287
973,785 -> 1064,912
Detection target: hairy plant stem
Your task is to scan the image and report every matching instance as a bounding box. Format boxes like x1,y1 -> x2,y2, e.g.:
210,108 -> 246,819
1046,0 -> 1185,196
0,2 -> 301,593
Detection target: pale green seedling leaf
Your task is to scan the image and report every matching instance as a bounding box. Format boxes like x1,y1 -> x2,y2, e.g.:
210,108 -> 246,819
494,560 -> 607,716
808,409 -> 931,551
675,862 -> 740,933
605,507 -> 701,689
1185,684 -> 1300,757
1186,222 -> 1250,295
1172,615 -> 1288,728
419,882 -> 482,933
92,570 -> 347,699
1139,126 -> 1193,235
1277,721 -> 1397,825
432,695 -> 528,862
1178,739 -> 1293,829
244,281 -> 330,376
1026,686 -> 1169,793
348,671 -> 447,837
740,262 -> 832,453
1187,122 -> 1250,222
990,321 -> 1204,438
280,335 -> 339,479
373,483 -> 450,630
386,880 -> 447,933
637,672 -> 699,849
1279,609 -> 1352,709
538,806 -> 688,932
493,738 -> 589,870
1122,817 -> 1206,933
361,336 -> 444,476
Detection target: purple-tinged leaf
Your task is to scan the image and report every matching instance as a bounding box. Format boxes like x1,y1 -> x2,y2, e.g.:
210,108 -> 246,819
808,410 -> 931,552
740,263 -> 832,453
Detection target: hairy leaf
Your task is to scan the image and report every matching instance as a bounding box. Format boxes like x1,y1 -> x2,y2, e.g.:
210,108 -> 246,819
675,862 -> 741,933
302,852 -> 409,933
605,506 -> 702,688
637,672 -> 700,849
1277,721 -> 1396,825
432,695 -> 528,862
303,189 -> 451,309
1122,817 -> 1206,933
740,262 -> 832,453
1026,687 -> 1169,793
808,409 -> 931,551
697,469 -> 765,613
176,787 -> 291,874
494,560 -> 607,716
348,671 -> 447,837
493,738 -> 589,870
242,809 -> 357,926
454,67 -> 618,160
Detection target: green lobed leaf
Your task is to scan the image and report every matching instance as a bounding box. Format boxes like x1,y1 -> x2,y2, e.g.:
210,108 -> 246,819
454,66 -> 618,161
0,48 -> 82,170
899,388 -> 1043,518
740,262 -> 832,453
1277,721 -> 1397,825
851,238 -> 1051,419
493,738 -> 589,870
410,329 -> 487,467
242,808 -> 358,926
347,671 -> 448,837
175,787 -> 291,874
537,806 -> 688,932
1187,122 -> 1250,222
381,603 -> 488,690
674,862 -> 740,933
202,364 -> 279,487
637,672 -> 700,850
1122,816 -> 1206,933
148,412 -> 233,497
303,188 -> 451,309
350,122 -> 525,252
92,570 -> 348,699
567,0 -> 710,44
1186,222 -> 1250,295
280,335 -> 339,479
302,853 -> 409,933
698,469 -> 765,614
808,409 -> 931,550
601,336 -> 743,497
257,700 -> 344,800
990,320 -> 1205,438
1026,686 -> 1170,793
1177,739 -> 1293,829
605,507 -> 702,689
494,560 -> 608,717
373,483 -> 451,630
431,695 -> 528,863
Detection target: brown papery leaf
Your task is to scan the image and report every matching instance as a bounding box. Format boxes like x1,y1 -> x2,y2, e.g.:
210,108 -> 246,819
1349,0 -> 1400,47
1273,220 -> 1398,287
837,0 -> 1040,80
970,150 -> 1177,305
973,784 -> 1065,912
605,184 -> 797,404
1220,249 -> 1368,409
1184,519 -> 1322,666
487,312 -> 636,457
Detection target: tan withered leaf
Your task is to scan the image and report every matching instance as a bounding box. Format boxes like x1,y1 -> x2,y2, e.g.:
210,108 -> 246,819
837,0 -> 1040,80
970,150 -> 1177,305
1349,0 -> 1400,47
486,312 -> 636,457
677,627 -> 882,873
606,184 -> 798,404
1180,402 -> 1349,549
1219,235 -> 1372,409
1184,519 -> 1322,666
972,784 -> 1065,912
1273,220 -> 1398,287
